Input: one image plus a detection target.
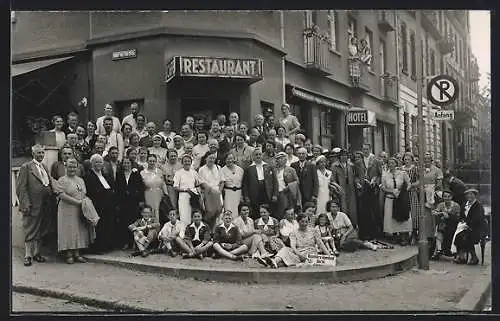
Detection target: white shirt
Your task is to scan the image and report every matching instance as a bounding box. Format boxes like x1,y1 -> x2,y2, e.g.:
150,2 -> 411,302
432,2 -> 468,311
192,144 -> 209,170
159,220 -> 186,240
198,164 -> 223,190
49,129 -> 66,149
252,161 -> 267,181
327,211 -> 352,236
124,171 -> 132,184
233,216 -> 255,235
173,168 -> 200,191
102,131 -> 125,161
93,170 -> 111,189
277,168 -> 286,192
122,114 -> 137,130
159,131 -> 176,149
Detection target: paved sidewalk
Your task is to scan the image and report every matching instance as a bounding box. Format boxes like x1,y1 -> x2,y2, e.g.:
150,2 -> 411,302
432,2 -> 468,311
11,243 -> 491,311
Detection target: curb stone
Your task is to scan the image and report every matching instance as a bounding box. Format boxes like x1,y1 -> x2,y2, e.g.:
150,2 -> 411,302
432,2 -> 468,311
12,284 -> 160,313
454,273 -> 492,311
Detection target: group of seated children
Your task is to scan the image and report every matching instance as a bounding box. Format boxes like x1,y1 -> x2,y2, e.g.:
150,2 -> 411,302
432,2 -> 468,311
127,200 -> 378,266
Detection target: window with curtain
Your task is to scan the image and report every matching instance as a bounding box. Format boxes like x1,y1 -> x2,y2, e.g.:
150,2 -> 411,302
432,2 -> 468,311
328,10 -> 338,51
410,32 -> 416,78
401,23 -> 408,74
365,27 -> 374,71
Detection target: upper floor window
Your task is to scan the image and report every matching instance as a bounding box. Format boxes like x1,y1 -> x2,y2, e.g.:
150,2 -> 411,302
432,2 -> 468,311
327,10 -> 338,51
401,22 -> 408,74
410,32 -> 416,78
365,28 -> 374,71
304,10 -> 317,28
348,17 -> 357,38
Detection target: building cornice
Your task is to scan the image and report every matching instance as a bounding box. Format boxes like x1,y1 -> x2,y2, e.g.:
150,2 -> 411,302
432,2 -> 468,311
86,26 -> 288,56
12,44 -> 89,63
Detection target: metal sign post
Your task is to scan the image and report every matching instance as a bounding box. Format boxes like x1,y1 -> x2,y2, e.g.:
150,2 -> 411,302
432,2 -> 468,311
415,11 -> 428,270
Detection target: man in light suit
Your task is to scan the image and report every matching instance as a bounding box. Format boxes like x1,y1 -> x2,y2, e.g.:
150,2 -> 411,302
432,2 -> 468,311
243,148 -> 279,220
274,152 -> 301,219
16,144 -> 54,266
291,147 -> 319,207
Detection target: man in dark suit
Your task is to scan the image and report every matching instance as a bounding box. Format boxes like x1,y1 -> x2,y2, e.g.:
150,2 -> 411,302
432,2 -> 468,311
199,139 -> 226,168
291,147 -> 318,207
243,148 -> 279,219
63,111 -> 80,136
139,122 -> 167,148
103,146 -> 119,183
16,144 -> 54,266
443,170 -> 467,208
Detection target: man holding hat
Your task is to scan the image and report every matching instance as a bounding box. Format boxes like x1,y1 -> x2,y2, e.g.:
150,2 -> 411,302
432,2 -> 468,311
274,152 -> 301,219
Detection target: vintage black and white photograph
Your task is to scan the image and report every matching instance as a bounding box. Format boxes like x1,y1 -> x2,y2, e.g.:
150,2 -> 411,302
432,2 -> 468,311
10,9 -> 492,313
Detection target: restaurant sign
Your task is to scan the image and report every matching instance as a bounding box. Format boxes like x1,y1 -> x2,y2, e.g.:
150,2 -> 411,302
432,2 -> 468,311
347,108 -> 377,127
165,56 -> 263,83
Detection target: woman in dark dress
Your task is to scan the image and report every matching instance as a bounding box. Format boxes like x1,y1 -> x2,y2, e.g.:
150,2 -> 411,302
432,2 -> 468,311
84,153 -> 118,253
352,151 -> 377,241
116,157 -> 146,250
452,188 -> 485,265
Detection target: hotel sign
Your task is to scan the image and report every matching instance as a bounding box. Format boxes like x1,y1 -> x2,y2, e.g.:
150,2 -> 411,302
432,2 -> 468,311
347,108 -> 377,127
112,49 -> 137,61
165,56 -> 263,83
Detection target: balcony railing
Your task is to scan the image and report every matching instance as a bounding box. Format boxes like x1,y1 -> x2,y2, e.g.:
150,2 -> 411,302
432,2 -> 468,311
304,27 -> 332,75
382,73 -> 398,104
348,60 -> 370,92
378,10 -> 395,33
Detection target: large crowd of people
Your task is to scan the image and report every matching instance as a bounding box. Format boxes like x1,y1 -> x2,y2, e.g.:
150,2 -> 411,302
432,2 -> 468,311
16,102 -> 488,268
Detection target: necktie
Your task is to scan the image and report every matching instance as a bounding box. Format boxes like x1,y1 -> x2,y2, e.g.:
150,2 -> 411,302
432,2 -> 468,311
37,163 -> 50,186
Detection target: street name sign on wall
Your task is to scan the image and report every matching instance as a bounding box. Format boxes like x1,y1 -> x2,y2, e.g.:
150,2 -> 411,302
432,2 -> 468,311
427,75 -> 459,106
165,56 -> 263,83
432,110 -> 455,121
112,49 -> 137,61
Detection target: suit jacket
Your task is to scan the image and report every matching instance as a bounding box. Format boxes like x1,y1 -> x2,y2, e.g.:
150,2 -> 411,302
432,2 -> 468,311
291,160 -> 319,201
138,135 -> 168,148
84,169 -> 117,216
16,160 -> 54,214
115,169 -> 145,206
218,138 -> 234,156
360,157 -> 382,183
243,163 -> 279,202
461,201 -> 485,244
102,160 -> 119,184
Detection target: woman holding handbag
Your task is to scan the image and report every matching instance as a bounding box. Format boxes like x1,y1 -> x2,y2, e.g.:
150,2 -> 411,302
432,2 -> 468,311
173,154 -> 201,226
381,157 -> 412,245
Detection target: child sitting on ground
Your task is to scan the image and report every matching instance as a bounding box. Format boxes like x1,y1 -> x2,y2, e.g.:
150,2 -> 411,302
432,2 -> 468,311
314,213 -> 340,256
158,210 -> 187,257
128,204 -> 161,257
182,210 -> 214,260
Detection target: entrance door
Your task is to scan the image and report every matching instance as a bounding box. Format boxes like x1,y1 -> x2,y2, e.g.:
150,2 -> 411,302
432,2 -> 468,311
181,98 -> 230,124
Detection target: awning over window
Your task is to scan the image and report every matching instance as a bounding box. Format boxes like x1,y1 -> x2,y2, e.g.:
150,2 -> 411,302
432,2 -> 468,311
11,56 -> 74,77
289,86 -> 349,111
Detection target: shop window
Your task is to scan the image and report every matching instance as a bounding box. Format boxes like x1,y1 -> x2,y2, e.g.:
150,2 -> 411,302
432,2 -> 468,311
327,10 -> 338,51
114,99 -> 144,121
320,109 -> 338,150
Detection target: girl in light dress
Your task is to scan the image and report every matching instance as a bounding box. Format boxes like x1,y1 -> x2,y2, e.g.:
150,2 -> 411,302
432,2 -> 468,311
314,213 -> 339,256
140,154 -> 168,223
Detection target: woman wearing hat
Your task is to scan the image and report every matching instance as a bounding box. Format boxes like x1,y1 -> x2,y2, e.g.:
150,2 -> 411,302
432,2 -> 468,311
451,188 -> 485,265
431,189 -> 460,260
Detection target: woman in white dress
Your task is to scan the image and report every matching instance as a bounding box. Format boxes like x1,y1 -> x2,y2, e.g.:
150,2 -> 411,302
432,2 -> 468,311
173,154 -> 201,226
316,155 -> 333,215
148,134 -> 168,165
198,151 -> 224,228
279,103 -> 301,144
221,153 -> 244,220
50,115 -> 67,149
140,154 -> 168,223
382,157 -> 412,243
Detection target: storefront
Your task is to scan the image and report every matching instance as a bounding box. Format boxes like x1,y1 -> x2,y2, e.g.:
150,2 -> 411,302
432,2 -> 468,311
285,85 -> 348,149
164,56 -> 264,125
11,54 -> 90,166
347,107 -> 377,152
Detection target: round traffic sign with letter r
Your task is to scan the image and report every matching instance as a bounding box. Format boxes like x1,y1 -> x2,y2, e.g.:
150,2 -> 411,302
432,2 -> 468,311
427,75 -> 459,106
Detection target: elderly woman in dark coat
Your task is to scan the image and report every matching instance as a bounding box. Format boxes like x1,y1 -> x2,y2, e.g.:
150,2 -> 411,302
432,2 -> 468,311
84,153 -> 118,254
452,188 -> 486,265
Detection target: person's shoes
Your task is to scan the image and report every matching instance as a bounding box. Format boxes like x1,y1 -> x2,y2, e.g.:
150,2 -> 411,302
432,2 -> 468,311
182,253 -> 191,259
33,254 -> 46,263
24,257 -> 32,267
140,250 -> 149,257
74,256 -> 87,263
430,251 -> 441,261
170,251 -> 178,258
468,257 -> 479,265
196,253 -> 204,260
333,250 -> 340,256
131,251 -> 141,257
66,257 -> 75,264
212,252 -> 220,260
264,256 -> 278,269
234,255 -> 244,262
256,257 -> 269,267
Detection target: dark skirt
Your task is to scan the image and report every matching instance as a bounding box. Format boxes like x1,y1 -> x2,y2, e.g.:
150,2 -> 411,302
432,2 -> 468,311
356,183 -> 378,241
91,189 -> 117,252
454,229 -> 475,251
